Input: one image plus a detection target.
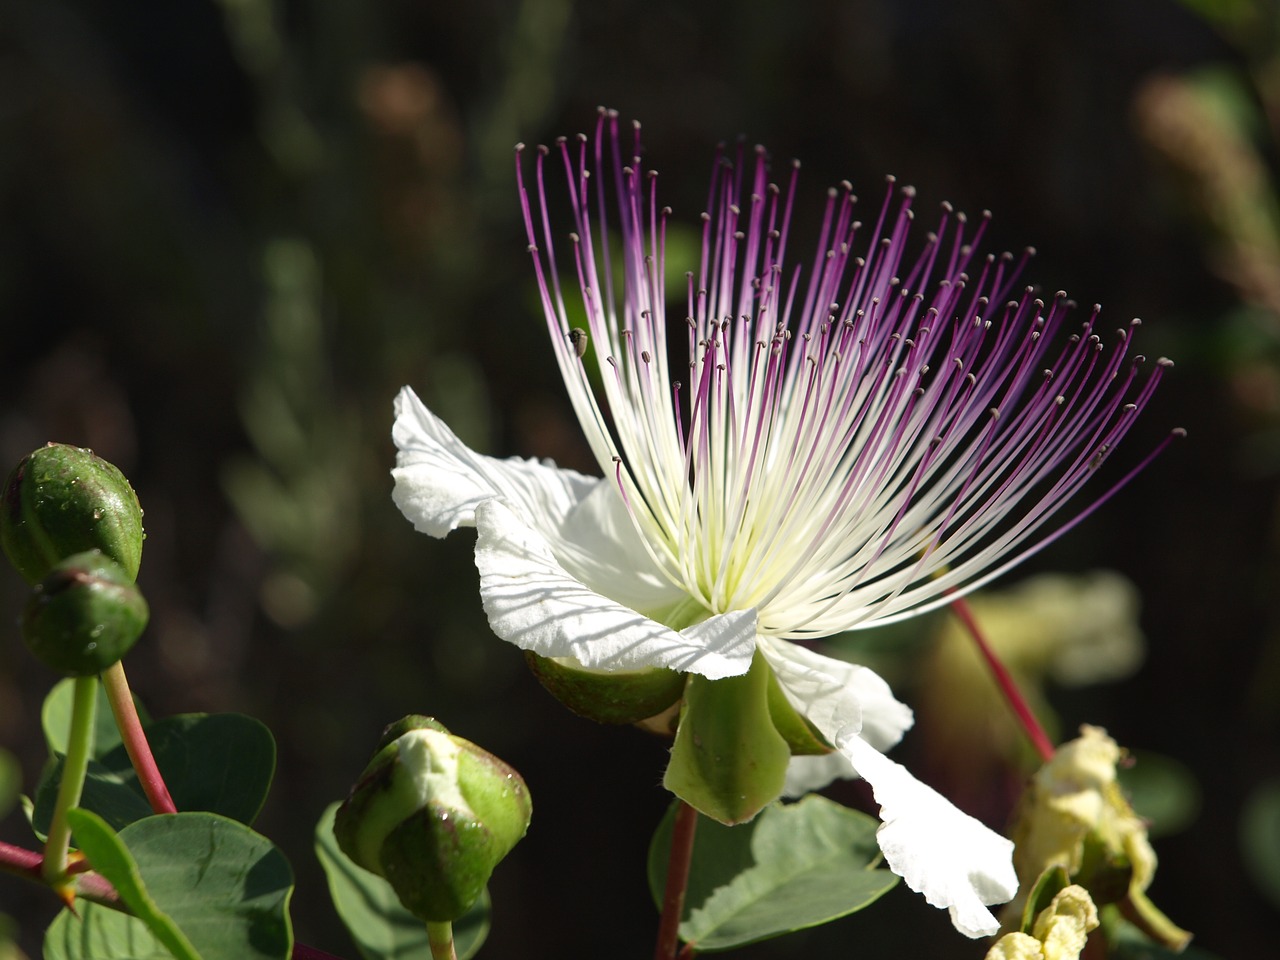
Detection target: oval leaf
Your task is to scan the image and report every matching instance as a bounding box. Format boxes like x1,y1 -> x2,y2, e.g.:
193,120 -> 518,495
102,713 -> 277,825
69,808 -> 295,960
0,747 -> 20,820
45,902 -> 171,960
63,809 -> 201,960
315,802 -> 490,960
33,757 -> 154,839
34,713 -> 276,838
42,678 -> 149,760
647,795 -> 898,952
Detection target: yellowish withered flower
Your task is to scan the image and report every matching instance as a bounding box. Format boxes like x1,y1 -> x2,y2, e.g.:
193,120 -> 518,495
1005,725 -> 1190,949
986,885 -> 1099,960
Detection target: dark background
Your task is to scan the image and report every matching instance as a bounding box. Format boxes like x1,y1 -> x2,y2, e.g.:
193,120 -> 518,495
2,0 -> 1278,957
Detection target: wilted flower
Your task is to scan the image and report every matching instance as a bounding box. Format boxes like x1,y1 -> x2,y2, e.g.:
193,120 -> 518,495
392,110 -> 1178,937
986,884 -> 1099,960
1005,726 -> 1191,950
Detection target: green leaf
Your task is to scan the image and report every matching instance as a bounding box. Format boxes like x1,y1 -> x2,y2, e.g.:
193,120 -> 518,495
1118,750 -> 1200,838
103,713 -> 276,825
315,802 -> 490,960
0,748 -> 19,820
34,713 -> 276,838
42,678 -> 150,760
33,757 -> 155,839
70,808 -> 295,960
64,809 -> 201,960
1241,776 -> 1280,910
44,902 -> 172,960
647,795 -> 898,952
1108,918 -> 1223,959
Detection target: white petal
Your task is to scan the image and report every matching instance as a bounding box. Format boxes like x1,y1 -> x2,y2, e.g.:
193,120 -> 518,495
391,386 -> 596,538
554,479 -> 685,613
757,637 -> 914,756
782,752 -> 859,797
474,498 -> 757,679
843,735 -> 1018,938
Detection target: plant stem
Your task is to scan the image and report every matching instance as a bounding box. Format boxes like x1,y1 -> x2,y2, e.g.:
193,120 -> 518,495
949,595 -> 1055,762
43,674 -> 98,886
653,800 -> 698,960
102,660 -> 176,814
425,921 -> 457,960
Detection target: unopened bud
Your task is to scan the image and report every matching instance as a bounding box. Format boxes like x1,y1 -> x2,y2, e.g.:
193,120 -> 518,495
2,444 -> 144,585
22,550 -> 149,675
334,716 -> 532,922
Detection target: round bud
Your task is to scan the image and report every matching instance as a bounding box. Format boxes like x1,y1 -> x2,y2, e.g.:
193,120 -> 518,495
2,444 -> 145,585
334,716 -> 532,922
22,550 -> 149,675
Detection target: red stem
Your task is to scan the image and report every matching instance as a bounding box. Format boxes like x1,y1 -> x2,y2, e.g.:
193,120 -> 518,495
949,595 -> 1055,762
0,839 -> 43,878
102,661 -> 177,814
0,840 -> 118,905
653,801 -> 699,960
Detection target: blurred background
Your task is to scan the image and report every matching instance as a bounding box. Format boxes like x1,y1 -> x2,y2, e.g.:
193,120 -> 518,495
2,0 -> 1278,956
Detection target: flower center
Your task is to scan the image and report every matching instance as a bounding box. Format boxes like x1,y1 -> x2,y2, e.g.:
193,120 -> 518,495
517,110 -> 1179,640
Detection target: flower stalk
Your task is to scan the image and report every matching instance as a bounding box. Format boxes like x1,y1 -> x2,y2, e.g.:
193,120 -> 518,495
425,921 -> 457,960
949,594 -> 1055,762
42,674 -> 98,889
101,661 -> 176,814
654,800 -> 699,960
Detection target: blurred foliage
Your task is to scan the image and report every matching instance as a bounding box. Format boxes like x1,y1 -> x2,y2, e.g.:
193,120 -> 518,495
1,0 -> 1278,957
1240,776 -> 1280,911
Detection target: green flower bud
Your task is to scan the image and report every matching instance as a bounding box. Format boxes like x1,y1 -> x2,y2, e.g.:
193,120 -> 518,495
334,716 -> 532,922
22,550 -> 149,676
523,651 -> 686,724
2,444 -> 145,585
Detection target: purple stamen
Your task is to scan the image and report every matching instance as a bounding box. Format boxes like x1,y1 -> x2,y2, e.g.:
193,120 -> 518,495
515,114 -> 1181,633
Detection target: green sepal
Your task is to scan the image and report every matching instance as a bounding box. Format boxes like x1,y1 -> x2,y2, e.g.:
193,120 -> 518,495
22,550 -> 149,675
2,443 -> 144,585
766,671 -> 832,756
663,651 -> 790,825
1020,865 -> 1072,933
524,651 -> 686,724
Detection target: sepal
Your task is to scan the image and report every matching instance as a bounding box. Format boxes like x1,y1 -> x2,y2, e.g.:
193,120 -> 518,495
663,650 -> 790,824
524,651 -> 686,724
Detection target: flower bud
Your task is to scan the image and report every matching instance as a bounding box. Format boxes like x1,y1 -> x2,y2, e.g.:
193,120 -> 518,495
523,651 -> 686,724
2,444 -> 145,585
22,550 -> 149,676
334,716 -> 532,922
